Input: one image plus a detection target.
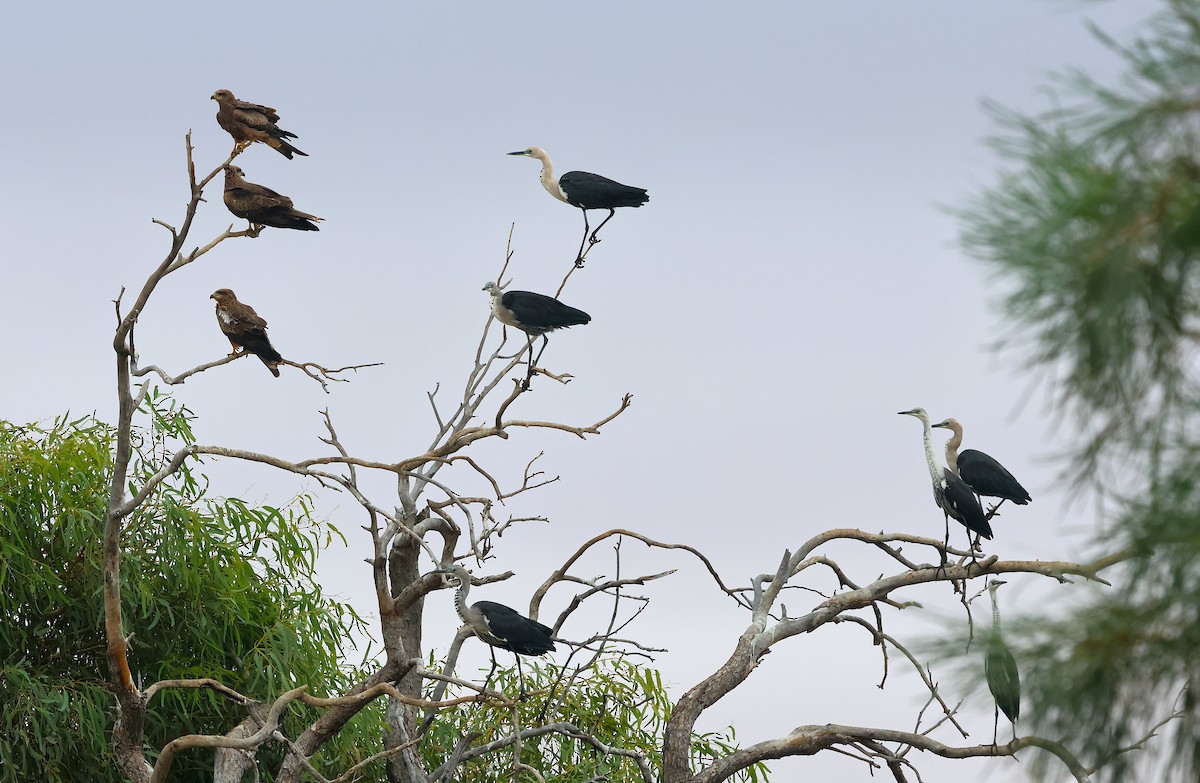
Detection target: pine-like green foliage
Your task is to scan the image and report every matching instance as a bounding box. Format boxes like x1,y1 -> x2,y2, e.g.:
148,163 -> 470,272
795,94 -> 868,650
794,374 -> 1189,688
958,1 -> 1200,780
0,408 -> 377,783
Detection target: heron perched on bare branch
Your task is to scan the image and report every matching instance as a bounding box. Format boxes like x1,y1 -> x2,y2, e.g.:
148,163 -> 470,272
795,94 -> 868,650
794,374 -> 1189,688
483,281 -> 590,378
434,564 -> 555,695
507,146 -> 649,266
985,579 -> 1020,746
932,418 -> 1031,515
898,408 -> 992,560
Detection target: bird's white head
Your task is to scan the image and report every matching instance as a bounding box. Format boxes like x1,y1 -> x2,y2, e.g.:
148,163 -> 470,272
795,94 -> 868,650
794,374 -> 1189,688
898,407 -> 931,424
433,564 -> 471,586
482,281 -> 502,296
506,146 -> 548,161
987,578 -> 1007,592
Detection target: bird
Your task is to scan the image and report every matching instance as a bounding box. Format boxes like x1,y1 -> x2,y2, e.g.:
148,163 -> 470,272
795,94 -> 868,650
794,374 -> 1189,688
210,289 -> 283,377
434,564 -> 555,694
898,408 -> 993,559
482,281 -> 590,377
507,146 -> 648,266
222,166 -> 321,231
211,89 -> 307,159
932,418 -> 1031,515
985,578 -> 1020,746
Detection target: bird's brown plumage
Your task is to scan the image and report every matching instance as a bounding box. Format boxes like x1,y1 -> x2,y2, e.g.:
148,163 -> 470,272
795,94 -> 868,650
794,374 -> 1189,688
222,166 -> 322,231
211,89 -> 307,159
210,288 -> 283,377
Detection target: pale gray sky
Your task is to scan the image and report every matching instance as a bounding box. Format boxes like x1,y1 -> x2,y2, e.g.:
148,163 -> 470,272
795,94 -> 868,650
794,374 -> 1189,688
1,2 -> 1164,780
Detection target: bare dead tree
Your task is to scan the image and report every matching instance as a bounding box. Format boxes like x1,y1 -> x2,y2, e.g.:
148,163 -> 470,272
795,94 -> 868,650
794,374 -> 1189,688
98,135 -> 1175,783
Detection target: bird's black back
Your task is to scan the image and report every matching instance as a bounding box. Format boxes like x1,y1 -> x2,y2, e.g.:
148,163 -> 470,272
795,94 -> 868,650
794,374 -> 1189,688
939,470 -> 993,539
985,635 -> 1021,723
959,449 -> 1031,504
501,291 -> 591,333
474,600 -> 556,656
559,171 -> 649,210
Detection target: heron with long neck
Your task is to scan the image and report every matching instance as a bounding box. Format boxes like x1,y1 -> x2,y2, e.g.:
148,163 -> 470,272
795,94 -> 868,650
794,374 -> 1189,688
932,418 -> 1031,516
434,564 -> 555,695
898,408 -> 993,562
507,146 -> 649,267
985,579 -> 1020,746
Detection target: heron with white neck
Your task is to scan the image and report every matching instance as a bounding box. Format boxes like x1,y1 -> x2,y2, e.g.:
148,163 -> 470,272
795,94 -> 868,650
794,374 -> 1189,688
508,146 -> 649,266
433,564 -> 555,696
898,408 -> 993,561
985,578 -> 1020,746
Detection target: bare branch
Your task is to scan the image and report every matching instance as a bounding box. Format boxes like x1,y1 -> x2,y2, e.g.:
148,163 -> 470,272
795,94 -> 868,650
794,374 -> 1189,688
150,686 -> 308,783
530,528 -> 744,618
688,724 -> 1092,783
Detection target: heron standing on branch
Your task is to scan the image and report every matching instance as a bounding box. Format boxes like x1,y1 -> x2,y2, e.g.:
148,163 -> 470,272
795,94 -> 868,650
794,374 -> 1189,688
985,578 -> 1020,746
483,281 -> 590,381
898,408 -> 993,561
434,565 -> 555,695
508,146 -> 649,266
932,418 -> 1031,515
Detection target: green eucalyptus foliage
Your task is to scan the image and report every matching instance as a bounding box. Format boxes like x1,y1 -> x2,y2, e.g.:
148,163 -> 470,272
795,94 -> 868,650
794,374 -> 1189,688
958,1 -> 1200,780
0,407 -> 376,783
420,654 -> 768,783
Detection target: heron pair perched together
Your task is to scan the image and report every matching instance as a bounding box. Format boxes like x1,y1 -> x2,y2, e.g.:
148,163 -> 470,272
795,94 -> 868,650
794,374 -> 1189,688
489,147 -> 650,378
898,408 -> 1031,550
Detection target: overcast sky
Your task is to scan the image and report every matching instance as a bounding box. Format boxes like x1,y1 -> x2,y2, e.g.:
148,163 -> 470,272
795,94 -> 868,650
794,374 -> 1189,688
1,1 -> 1166,780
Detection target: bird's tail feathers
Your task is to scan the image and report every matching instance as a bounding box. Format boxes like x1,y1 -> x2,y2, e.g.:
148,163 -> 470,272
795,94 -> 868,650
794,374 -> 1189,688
269,138 -> 309,159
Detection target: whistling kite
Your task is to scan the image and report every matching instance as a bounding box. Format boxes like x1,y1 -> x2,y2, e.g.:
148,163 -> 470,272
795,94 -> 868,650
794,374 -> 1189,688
210,289 -> 284,377
212,89 -> 307,159
222,166 -> 321,231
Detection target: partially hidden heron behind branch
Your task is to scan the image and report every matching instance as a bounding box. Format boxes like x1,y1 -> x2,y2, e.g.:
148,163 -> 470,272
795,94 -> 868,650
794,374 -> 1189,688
507,146 -> 649,267
434,564 -> 555,696
932,418 -> 1031,518
898,408 -> 993,564
483,281 -> 591,381
985,578 -> 1020,746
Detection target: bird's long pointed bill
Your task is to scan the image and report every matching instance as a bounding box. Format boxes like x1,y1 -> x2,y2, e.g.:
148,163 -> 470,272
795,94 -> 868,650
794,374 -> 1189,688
506,150 -> 528,156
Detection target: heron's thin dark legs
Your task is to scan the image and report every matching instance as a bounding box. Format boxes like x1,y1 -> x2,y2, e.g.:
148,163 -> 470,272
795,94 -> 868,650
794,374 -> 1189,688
984,497 -> 1008,521
532,335 -> 551,370
482,647 -> 500,694
575,209 -> 592,267
589,208 -> 617,246
515,654 -> 529,700
521,336 -> 551,390
992,703 -> 1000,749
937,513 -> 951,575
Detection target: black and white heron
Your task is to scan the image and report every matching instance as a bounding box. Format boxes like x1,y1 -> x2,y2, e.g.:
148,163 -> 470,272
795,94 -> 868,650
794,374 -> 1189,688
483,281 -> 591,377
898,408 -> 993,558
932,418 -> 1031,515
434,564 -> 555,694
507,146 -> 649,266
985,578 -> 1020,746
